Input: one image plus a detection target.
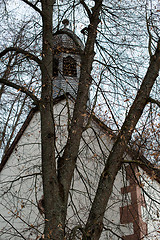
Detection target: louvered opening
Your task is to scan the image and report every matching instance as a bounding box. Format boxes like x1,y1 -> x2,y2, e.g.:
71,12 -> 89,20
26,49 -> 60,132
63,56 -> 77,77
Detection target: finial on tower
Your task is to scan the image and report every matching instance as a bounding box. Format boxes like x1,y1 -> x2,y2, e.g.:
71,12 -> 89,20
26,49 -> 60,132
62,19 -> 69,28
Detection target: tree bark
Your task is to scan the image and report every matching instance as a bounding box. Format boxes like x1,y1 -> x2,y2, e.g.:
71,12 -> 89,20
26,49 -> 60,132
40,1 -> 64,239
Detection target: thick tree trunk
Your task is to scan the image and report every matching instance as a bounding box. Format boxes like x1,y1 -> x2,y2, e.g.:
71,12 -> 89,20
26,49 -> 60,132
40,1 -> 65,239
82,40 -> 160,240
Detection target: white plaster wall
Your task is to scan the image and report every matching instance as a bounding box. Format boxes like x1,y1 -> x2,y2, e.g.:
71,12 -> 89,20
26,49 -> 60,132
0,111 -> 43,239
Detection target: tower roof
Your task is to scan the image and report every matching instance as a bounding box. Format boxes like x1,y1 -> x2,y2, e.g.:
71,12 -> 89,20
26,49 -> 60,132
53,27 -> 84,54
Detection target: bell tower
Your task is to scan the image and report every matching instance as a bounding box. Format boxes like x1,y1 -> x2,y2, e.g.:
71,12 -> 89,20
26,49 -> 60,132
52,21 -> 84,98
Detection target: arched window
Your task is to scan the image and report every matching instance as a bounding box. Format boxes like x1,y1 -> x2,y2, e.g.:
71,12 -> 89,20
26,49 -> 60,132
53,57 -> 59,77
63,56 -> 77,77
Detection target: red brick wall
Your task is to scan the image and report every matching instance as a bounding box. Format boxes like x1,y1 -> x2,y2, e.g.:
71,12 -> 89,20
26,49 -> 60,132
120,165 -> 147,239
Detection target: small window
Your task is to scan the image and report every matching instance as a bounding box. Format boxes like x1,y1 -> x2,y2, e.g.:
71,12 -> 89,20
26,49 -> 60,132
63,56 -> 77,77
53,57 -> 59,77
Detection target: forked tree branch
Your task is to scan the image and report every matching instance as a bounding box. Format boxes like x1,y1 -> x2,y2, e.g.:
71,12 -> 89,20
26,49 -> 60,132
21,0 -> 43,16
148,96 -> 160,108
0,78 -> 39,106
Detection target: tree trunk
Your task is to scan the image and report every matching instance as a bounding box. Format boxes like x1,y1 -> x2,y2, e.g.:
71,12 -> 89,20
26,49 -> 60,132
40,1 -> 64,239
57,0 -> 103,232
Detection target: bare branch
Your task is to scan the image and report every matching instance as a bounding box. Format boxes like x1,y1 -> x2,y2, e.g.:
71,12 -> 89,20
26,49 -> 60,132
0,78 -> 39,105
146,11 -> 153,57
21,0 -> 43,16
0,47 -> 42,66
0,213 -> 27,240
80,0 -> 92,19
148,96 -> 160,108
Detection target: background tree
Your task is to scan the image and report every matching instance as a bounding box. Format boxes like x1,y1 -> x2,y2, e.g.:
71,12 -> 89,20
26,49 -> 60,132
0,0 -> 160,239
